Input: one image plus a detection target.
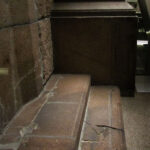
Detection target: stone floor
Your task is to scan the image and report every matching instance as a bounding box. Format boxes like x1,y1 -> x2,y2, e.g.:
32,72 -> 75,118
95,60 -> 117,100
136,76 -> 150,93
122,93 -> 150,150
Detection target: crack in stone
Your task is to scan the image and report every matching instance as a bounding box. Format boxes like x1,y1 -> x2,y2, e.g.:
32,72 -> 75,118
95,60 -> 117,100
85,120 -> 124,137
0,15 -> 51,31
96,125 -> 124,132
84,121 -> 99,135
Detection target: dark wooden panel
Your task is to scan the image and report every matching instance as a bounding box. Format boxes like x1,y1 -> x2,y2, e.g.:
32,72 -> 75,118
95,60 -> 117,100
111,17 -> 137,96
52,17 -> 112,84
51,2 -> 137,96
51,16 -> 137,96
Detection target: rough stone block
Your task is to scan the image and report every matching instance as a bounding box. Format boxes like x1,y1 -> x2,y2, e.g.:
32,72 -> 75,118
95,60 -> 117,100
33,103 -> 78,136
10,0 -> 37,25
0,0 -> 53,28
0,19 -> 54,131
13,23 -> 43,103
38,18 -> 53,84
18,137 -> 75,150
0,94 -> 48,147
0,74 -> 90,150
0,0 -> 38,28
35,0 -> 53,18
79,86 -> 126,150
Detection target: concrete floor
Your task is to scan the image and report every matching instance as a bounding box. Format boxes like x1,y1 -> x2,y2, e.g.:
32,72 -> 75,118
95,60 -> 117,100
122,93 -> 150,150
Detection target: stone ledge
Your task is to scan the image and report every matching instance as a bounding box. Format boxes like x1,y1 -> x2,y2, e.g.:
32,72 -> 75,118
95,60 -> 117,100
0,74 -> 90,150
0,18 -> 53,131
79,86 -> 127,150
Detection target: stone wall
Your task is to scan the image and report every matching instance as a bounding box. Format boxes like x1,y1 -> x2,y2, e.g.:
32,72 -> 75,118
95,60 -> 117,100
0,0 -> 53,132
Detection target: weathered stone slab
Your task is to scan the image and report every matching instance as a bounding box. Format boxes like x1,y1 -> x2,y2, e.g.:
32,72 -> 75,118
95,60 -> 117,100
18,137 -> 75,150
32,75 -> 90,138
47,74 -> 90,102
79,86 -> 126,150
0,77 -> 59,146
33,103 -> 78,136
0,74 -> 90,150
0,94 -> 48,148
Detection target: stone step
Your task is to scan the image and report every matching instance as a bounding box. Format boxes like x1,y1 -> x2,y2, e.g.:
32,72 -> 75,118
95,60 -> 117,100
0,74 -> 91,150
78,86 -> 126,150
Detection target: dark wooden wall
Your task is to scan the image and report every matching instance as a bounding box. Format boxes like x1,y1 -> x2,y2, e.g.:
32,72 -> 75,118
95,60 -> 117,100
51,16 -> 137,96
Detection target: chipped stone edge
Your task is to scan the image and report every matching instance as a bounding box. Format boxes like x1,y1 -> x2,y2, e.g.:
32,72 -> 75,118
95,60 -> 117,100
78,89 -> 91,150
0,75 -> 64,150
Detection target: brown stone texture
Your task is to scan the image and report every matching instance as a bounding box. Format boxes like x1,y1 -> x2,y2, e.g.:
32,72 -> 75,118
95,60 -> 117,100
0,94 -> 48,146
0,0 -> 37,28
33,103 -> 78,136
32,74 -> 90,139
35,0 -> 53,18
0,0 -> 53,28
0,0 -> 52,28
9,0 -> 37,26
0,18 -> 53,132
38,19 -> 53,84
0,76 -> 59,146
0,28 -> 16,133
18,137 -> 75,150
0,0 -> 53,137
0,27 -> 24,133
0,74 -> 90,150
79,86 -> 126,150
13,23 -> 42,103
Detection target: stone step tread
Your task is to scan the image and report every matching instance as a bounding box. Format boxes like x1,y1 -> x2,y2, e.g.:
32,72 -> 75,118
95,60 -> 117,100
0,74 -> 91,150
79,86 -> 126,150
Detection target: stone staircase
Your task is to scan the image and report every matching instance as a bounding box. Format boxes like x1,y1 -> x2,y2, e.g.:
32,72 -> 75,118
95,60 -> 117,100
0,74 -> 126,150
